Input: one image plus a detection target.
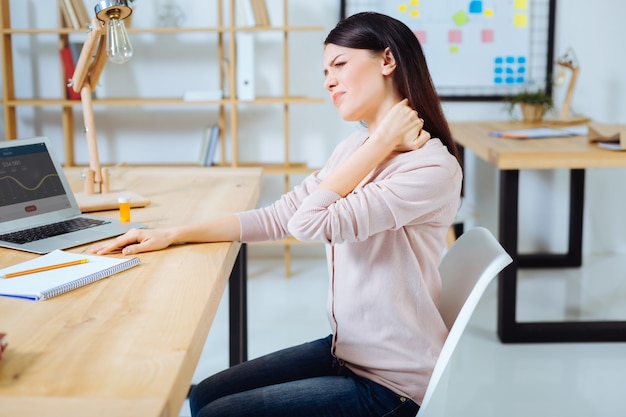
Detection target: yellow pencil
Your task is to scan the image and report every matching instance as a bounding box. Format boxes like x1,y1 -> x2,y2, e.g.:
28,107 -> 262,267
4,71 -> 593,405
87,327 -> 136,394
1,259 -> 89,279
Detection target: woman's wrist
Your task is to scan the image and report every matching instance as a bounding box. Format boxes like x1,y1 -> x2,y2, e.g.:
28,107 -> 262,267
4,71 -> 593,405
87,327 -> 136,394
367,132 -> 396,155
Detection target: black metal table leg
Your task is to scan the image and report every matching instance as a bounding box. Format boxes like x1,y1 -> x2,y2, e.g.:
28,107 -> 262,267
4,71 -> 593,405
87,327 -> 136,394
229,243 -> 248,365
497,169 -> 626,343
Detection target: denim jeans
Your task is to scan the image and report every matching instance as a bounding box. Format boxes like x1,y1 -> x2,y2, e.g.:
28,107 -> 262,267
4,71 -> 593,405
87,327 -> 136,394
189,335 -> 419,417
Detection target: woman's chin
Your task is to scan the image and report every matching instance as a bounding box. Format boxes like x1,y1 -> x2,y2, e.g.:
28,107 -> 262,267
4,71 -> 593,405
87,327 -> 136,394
338,111 -> 361,123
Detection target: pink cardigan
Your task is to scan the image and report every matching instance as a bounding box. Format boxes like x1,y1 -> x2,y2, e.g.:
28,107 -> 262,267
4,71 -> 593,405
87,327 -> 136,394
238,129 -> 463,404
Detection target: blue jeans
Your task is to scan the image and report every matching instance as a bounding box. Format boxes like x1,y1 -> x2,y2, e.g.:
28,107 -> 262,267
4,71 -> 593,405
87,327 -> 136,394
189,335 -> 419,417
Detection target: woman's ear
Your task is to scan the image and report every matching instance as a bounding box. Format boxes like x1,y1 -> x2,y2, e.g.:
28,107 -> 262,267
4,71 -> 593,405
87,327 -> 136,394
381,47 -> 397,76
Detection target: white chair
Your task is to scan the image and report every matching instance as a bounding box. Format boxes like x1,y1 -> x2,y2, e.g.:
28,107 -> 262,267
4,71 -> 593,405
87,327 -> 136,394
417,227 -> 513,416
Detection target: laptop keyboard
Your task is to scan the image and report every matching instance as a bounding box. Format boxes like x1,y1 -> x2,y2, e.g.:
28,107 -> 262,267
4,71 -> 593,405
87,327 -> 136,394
0,218 -> 111,244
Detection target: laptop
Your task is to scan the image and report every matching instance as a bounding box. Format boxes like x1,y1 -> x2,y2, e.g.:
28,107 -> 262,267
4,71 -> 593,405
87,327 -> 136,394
0,137 -> 146,254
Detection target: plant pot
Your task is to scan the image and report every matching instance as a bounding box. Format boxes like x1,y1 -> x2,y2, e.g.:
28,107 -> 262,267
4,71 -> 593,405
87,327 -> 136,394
520,103 -> 545,122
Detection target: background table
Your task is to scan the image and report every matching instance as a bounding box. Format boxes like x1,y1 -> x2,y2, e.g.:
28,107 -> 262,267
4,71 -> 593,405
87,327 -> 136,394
450,121 -> 626,343
0,166 -> 261,417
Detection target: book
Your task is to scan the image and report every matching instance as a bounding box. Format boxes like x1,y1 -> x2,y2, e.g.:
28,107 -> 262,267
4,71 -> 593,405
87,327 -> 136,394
58,0 -> 72,29
205,123 -> 221,166
489,125 -> 588,139
59,46 -> 81,100
0,250 -> 140,301
70,0 -> 91,29
59,0 -> 80,30
198,125 -> 211,165
198,123 -> 221,166
251,0 -> 270,26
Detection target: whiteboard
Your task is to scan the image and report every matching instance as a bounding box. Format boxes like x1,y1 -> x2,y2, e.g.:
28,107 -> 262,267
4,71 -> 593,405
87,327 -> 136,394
340,0 -> 556,100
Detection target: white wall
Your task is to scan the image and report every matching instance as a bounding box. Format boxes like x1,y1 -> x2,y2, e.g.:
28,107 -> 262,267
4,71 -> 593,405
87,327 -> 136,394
3,0 -> 626,256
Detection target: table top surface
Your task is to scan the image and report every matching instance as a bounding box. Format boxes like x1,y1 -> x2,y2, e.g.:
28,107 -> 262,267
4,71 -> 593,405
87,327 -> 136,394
0,166 -> 262,417
450,121 -> 626,170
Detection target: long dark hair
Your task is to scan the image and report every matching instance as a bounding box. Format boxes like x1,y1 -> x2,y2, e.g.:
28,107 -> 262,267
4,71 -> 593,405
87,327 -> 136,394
325,12 -> 462,168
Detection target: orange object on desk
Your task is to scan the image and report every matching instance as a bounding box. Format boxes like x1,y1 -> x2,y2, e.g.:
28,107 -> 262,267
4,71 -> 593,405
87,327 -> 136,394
0,333 -> 7,360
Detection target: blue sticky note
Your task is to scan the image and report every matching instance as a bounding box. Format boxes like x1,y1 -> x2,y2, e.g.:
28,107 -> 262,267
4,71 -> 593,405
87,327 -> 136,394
469,1 -> 483,13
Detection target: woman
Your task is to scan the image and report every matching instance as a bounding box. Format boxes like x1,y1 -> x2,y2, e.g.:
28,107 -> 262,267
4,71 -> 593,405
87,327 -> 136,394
94,11 -> 462,417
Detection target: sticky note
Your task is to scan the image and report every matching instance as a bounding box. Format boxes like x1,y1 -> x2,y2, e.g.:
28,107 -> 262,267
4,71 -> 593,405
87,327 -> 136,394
414,30 -> 427,44
448,30 -> 463,43
514,13 -> 528,27
481,29 -> 494,42
514,0 -> 528,10
469,1 -> 482,13
453,10 -> 469,26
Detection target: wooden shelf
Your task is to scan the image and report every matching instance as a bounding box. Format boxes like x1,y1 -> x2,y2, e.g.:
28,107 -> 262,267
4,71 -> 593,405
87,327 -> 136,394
6,96 -> 324,107
1,25 -> 325,35
0,0 -> 324,276
236,162 -> 318,175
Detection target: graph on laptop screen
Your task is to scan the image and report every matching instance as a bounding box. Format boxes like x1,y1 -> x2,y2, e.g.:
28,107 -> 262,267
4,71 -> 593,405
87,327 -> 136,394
0,143 -> 71,223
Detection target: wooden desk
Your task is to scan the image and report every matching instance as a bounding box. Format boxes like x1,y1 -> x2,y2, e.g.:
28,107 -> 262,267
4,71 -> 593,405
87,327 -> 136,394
450,121 -> 626,343
0,166 -> 262,417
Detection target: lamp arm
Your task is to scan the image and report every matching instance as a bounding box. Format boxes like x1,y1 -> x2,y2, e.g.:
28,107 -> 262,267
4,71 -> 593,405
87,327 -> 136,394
79,79 -> 106,192
87,26 -> 110,90
70,16 -> 109,194
71,17 -> 106,94
558,66 -> 580,120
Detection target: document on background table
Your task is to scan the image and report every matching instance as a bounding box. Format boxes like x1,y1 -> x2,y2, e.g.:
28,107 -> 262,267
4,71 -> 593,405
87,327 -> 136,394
0,250 -> 140,301
490,125 -> 588,139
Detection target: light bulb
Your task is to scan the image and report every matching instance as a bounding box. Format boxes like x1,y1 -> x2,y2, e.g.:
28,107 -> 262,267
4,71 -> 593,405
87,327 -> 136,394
106,15 -> 133,64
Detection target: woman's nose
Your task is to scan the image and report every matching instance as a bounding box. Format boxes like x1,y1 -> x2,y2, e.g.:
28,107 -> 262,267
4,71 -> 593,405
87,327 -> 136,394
324,74 -> 336,91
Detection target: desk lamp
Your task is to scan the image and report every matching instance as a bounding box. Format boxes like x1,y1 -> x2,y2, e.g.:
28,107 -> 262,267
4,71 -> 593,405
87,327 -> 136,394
550,48 -> 590,125
69,0 -> 150,212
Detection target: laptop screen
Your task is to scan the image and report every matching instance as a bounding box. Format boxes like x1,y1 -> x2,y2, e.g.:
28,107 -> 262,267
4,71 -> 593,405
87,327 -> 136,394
0,141 -> 72,223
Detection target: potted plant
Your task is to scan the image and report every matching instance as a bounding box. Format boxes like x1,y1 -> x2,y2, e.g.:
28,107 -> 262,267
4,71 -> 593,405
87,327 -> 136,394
504,88 -> 554,122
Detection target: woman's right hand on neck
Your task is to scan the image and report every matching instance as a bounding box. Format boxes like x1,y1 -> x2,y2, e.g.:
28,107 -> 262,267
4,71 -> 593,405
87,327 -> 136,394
370,99 -> 430,152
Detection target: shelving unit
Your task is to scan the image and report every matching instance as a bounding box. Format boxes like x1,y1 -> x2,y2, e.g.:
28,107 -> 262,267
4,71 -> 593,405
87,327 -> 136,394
0,0 -> 325,276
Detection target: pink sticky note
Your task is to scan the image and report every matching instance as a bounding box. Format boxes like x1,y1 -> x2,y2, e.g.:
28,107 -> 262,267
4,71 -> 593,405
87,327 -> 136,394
414,30 -> 427,44
449,30 -> 462,43
482,29 -> 494,43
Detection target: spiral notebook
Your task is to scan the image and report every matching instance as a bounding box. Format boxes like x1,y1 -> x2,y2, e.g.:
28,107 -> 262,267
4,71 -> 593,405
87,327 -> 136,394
0,250 -> 140,300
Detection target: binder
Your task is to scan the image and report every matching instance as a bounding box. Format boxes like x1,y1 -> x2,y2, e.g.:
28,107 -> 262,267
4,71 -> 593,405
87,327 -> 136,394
236,32 -> 255,101
59,46 -> 81,100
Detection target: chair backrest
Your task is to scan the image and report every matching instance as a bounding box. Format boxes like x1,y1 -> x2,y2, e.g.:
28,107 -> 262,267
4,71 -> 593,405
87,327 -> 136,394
418,227 -> 512,415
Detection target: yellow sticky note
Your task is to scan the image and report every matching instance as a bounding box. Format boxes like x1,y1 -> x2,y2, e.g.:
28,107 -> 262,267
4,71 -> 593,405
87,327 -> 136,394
484,8 -> 494,17
399,4 -> 408,13
514,0 -> 528,10
514,13 -> 528,27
